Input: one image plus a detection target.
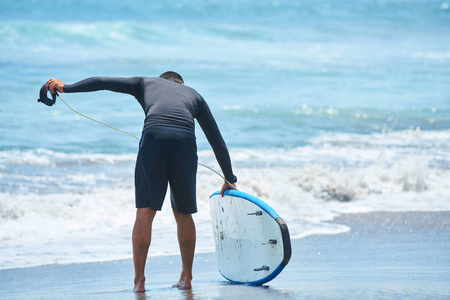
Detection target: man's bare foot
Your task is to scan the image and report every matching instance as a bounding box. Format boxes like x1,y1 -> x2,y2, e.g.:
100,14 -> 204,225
133,277 -> 146,293
172,277 -> 192,290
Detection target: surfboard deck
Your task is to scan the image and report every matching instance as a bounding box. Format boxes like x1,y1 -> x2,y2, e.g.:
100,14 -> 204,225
209,190 -> 291,285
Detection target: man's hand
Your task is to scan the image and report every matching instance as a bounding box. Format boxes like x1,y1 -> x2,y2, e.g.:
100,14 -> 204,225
220,182 -> 237,197
46,79 -> 65,94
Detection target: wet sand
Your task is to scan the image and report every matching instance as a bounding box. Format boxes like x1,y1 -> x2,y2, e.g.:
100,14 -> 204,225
1,211 -> 449,299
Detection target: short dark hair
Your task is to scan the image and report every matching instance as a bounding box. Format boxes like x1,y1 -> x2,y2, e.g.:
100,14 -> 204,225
159,71 -> 184,84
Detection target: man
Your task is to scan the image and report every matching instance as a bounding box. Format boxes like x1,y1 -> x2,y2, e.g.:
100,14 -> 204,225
46,71 -> 237,292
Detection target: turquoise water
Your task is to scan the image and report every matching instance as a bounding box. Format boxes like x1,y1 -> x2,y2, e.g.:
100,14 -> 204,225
1,0 -> 450,269
2,0 -> 449,152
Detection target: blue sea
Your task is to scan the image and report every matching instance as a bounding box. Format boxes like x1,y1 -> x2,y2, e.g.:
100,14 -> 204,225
1,0 -> 449,270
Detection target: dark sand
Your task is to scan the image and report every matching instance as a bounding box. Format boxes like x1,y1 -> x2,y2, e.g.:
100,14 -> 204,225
1,211 -> 449,299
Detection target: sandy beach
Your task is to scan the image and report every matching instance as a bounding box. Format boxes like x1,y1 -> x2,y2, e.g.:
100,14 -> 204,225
1,211 -> 449,299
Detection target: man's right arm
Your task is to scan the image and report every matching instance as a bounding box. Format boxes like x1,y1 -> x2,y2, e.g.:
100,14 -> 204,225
196,99 -> 237,193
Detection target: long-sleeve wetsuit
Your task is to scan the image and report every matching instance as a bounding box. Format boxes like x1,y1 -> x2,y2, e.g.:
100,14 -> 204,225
63,76 -> 236,183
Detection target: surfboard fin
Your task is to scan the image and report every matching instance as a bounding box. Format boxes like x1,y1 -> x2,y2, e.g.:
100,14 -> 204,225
261,239 -> 277,245
254,266 -> 270,271
247,211 -> 262,216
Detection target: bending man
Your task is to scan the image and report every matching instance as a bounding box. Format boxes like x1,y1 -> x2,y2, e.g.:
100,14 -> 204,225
46,71 -> 237,292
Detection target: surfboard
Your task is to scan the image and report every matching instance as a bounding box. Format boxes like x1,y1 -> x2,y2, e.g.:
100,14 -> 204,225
209,190 -> 291,285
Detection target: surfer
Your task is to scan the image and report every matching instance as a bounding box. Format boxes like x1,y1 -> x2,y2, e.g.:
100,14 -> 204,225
46,72 -> 237,292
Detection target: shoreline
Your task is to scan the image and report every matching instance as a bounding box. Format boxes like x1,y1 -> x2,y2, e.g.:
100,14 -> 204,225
1,211 -> 449,299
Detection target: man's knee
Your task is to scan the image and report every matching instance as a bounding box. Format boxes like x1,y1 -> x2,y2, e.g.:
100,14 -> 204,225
136,207 -> 157,220
173,210 -> 193,221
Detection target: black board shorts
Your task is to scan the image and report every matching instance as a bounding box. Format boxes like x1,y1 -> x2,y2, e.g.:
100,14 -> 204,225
134,126 -> 198,214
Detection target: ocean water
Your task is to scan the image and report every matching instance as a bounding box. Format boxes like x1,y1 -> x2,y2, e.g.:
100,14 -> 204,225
1,0 -> 450,270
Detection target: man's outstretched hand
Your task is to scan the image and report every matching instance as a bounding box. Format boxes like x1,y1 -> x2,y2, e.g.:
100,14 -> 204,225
220,182 -> 237,197
46,79 -> 65,94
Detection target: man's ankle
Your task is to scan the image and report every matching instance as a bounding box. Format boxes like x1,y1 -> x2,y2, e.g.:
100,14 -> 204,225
134,276 -> 146,293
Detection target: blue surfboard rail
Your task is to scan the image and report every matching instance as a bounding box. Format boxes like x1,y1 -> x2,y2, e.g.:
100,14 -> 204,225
210,190 -> 292,285
211,189 -> 281,218
220,262 -> 288,286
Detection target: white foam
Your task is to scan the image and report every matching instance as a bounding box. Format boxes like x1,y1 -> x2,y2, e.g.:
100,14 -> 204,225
0,149 -> 136,167
1,130 -> 449,270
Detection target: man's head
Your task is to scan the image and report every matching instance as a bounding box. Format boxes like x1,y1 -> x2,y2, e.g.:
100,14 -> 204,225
159,71 -> 184,84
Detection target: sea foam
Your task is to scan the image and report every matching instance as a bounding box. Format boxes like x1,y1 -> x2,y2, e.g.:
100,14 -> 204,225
1,130 -> 449,269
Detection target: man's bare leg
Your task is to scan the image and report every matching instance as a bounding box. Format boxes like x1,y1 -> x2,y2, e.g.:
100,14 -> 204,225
172,210 -> 196,289
132,208 -> 157,293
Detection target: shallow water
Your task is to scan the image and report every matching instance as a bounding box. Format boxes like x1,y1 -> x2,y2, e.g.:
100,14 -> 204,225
1,0 -> 449,269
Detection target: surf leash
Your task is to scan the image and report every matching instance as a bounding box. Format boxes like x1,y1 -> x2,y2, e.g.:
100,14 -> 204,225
37,84 -> 236,187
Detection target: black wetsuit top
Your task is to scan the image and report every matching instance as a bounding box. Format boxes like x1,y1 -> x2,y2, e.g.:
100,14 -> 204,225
63,76 -> 236,183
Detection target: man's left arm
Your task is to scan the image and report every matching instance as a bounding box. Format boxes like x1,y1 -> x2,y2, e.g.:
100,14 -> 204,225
46,78 -> 65,94
46,77 -> 141,98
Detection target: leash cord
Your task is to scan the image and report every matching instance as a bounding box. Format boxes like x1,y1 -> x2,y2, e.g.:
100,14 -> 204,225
56,94 -> 235,186
57,95 -> 141,141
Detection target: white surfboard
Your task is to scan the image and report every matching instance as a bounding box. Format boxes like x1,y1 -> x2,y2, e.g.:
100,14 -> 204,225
209,190 -> 291,285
